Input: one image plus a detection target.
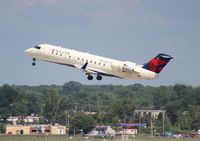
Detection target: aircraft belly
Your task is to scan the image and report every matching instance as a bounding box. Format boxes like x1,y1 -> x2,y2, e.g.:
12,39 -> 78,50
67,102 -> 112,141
36,54 -> 74,67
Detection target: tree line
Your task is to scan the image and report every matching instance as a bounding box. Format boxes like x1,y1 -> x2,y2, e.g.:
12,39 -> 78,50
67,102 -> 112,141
0,81 -> 200,134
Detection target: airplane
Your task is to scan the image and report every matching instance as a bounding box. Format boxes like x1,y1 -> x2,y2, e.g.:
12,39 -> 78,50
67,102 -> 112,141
24,44 -> 173,81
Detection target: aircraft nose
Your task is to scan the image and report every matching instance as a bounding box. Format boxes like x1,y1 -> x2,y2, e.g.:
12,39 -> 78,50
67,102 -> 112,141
24,48 -> 34,56
24,49 -> 30,54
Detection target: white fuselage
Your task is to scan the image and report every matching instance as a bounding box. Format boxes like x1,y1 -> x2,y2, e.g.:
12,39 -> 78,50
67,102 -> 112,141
24,44 -> 158,80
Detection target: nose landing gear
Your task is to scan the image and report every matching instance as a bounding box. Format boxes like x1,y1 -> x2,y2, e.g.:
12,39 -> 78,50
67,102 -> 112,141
32,58 -> 36,66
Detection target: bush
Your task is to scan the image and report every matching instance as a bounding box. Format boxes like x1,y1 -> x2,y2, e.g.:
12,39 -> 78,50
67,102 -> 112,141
0,124 -> 5,133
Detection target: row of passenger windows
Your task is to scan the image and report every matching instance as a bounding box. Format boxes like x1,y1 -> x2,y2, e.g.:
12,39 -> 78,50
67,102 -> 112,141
77,58 -> 106,66
51,49 -> 69,56
51,49 -> 106,67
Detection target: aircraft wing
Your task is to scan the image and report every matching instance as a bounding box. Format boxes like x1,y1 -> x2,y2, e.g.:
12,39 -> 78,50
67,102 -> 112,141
74,63 -> 94,75
74,63 -> 87,70
87,68 -> 121,78
74,63 -> 121,78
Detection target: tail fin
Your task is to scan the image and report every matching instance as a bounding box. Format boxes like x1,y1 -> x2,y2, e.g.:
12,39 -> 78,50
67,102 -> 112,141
143,53 -> 173,74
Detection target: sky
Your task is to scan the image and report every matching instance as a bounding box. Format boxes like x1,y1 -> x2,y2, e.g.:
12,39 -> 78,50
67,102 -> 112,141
0,0 -> 200,86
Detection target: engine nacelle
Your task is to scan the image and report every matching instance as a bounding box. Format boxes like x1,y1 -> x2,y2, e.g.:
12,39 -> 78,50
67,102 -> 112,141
121,61 -> 136,72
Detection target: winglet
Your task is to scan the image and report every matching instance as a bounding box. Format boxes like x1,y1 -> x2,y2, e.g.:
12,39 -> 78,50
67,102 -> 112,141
81,62 -> 88,70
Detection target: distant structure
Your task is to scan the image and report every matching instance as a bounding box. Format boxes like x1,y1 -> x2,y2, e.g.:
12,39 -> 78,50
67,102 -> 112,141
77,111 -> 98,115
114,123 -> 146,135
7,114 -> 39,125
135,110 -> 166,119
88,126 -> 115,136
6,124 -> 66,135
113,123 -> 146,140
135,110 -> 166,134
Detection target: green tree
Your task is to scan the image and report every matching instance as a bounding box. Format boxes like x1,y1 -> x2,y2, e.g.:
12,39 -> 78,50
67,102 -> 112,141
0,84 -> 20,121
62,81 -> 81,95
25,91 -> 44,115
12,99 -> 28,116
69,115 -> 95,134
43,89 -> 61,124
110,99 -> 135,122
189,106 -> 200,130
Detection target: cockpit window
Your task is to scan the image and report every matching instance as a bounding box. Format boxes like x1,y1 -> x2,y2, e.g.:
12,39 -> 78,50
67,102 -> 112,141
34,46 -> 41,49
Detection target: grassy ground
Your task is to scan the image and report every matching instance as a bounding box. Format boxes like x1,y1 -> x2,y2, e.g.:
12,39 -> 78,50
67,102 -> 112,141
1,135 -> 200,141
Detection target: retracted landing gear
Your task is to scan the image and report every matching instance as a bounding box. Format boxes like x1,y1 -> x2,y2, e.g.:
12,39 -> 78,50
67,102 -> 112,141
32,58 -> 36,66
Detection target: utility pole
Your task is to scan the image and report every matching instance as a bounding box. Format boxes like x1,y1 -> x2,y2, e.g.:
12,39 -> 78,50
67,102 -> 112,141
150,116 -> 153,135
139,114 -> 141,135
67,114 -> 70,137
162,111 -> 165,134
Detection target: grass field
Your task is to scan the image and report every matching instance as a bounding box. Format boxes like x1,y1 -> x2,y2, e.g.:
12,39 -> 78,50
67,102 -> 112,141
1,135 -> 200,141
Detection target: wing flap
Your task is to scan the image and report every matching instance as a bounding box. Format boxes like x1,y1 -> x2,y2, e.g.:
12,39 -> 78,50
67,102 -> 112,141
74,63 -> 121,78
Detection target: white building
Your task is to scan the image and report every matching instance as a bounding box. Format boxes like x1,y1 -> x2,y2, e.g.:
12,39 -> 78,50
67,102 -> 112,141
6,124 -> 66,135
135,110 -> 166,119
7,115 -> 39,125
88,126 -> 115,136
117,128 -> 137,135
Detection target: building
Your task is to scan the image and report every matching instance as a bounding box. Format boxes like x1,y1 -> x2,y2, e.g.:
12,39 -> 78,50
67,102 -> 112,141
113,123 -> 147,135
6,124 -> 66,135
135,110 -> 166,119
7,115 -> 39,125
88,126 -> 115,136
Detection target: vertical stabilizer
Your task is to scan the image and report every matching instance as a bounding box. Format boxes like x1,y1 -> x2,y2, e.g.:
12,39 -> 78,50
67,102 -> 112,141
143,53 -> 173,74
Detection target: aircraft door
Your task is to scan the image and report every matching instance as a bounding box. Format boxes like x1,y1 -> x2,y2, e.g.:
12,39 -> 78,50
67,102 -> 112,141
41,46 -> 49,57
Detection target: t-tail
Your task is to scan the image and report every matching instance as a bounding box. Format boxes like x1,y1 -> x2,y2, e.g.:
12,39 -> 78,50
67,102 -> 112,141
143,53 -> 173,74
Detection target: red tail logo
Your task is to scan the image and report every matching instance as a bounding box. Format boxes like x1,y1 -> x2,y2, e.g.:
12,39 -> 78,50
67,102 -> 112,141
143,53 -> 173,73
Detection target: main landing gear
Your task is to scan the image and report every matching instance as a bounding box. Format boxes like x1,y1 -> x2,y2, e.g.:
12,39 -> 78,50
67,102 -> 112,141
87,75 -> 93,80
96,75 -> 102,80
86,74 -> 102,81
32,58 -> 36,66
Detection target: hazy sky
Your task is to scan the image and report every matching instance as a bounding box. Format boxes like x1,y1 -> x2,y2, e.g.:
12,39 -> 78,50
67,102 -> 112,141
0,0 -> 200,86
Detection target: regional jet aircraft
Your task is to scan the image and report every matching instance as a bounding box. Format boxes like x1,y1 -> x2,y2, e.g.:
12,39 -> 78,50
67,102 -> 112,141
24,44 -> 173,80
